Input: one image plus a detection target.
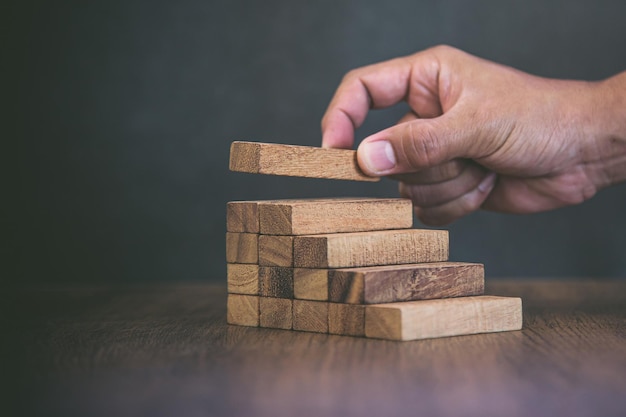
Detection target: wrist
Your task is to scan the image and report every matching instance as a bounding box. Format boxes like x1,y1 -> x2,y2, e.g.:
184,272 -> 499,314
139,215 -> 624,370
580,72 -> 626,189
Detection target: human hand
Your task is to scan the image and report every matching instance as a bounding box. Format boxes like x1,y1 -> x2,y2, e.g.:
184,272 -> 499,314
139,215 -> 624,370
321,45 -> 626,225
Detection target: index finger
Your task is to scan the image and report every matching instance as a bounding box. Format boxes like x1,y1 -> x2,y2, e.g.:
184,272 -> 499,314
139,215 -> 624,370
321,56 -> 414,149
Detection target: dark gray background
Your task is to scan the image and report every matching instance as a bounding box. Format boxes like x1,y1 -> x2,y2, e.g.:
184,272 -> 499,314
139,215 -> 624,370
6,0 -> 626,284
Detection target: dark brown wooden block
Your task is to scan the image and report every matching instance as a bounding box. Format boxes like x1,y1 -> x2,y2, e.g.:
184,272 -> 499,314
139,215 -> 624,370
293,229 -> 449,268
259,297 -> 293,329
328,262 -> 484,304
328,303 -> 366,337
259,266 -> 294,298
258,235 -> 294,267
258,198 -> 412,235
293,300 -> 328,333
227,264 -> 259,295
227,294 -> 259,327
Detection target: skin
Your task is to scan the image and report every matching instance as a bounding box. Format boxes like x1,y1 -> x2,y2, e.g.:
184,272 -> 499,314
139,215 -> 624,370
321,45 -> 626,225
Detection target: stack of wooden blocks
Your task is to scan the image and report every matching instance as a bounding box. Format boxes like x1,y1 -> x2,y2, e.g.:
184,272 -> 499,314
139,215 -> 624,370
226,141 -> 522,341
226,197 -> 522,341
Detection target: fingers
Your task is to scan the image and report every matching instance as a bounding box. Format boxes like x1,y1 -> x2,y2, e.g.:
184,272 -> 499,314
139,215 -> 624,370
389,159 -> 466,184
410,172 -> 497,226
399,162 -> 489,208
357,112 -> 479,175
321,49 -> 446,149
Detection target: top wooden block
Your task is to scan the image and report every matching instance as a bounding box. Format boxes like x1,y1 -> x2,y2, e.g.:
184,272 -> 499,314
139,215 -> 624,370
259,198 -> 413,235
229,141 -> 379,182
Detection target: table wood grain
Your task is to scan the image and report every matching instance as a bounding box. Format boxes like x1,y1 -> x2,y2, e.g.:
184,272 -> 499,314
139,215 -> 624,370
5,280 -> 626,417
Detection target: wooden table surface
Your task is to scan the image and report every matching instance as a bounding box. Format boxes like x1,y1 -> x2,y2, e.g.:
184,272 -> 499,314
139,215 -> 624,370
5,280 -> 626,417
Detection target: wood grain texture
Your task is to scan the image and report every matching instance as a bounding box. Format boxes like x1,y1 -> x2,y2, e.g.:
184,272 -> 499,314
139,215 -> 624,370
294,229 -> 449,268
258,235 -> 294,267
293,300 -> 329,333
328,262 -> 484,304
229,141 -> 379,182
226,294 -> 259,327
328,303 -> 366,337
259,297 -> 293,329
226,232 -> 258,264
11,281 -> 626,417
259,266 -> 294,298
227,263 -> 259,295
226,201 -> 259,233
293,268 -> 329,301
365,295 -> 523,341
258,198 -> 412,235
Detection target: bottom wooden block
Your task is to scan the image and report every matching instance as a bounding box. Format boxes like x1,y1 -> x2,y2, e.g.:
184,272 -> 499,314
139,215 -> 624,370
227,294 -> 259,327
329,303 -> 366,337
365,296 -> 522,341
293,300 -> 328,333
260,297 -> 293,329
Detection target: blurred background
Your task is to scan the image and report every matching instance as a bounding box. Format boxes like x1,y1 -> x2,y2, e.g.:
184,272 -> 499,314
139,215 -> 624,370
6,0 -> 626,285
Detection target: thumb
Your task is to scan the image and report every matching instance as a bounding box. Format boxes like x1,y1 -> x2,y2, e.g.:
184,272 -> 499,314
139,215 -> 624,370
357,115 -> 475,176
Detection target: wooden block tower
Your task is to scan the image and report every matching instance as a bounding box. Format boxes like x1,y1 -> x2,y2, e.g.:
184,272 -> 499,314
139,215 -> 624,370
226,142 -> 522,341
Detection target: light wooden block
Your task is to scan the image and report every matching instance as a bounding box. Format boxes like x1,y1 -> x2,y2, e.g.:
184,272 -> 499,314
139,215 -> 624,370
328,262 -> 484,304
226,232 -> 258,264
259,266 -> 294,298
227,294 -> 259,327
259,297 -> 293,329
258,235 -> 294,266
293,268 -> 329,301
258,198 -> 412,235
229,141 -> 379,182
293,300 -> 329,333
227,264 -> 259,295
365,296 -> 523,341
226,201 -> 259,233
329,303 -> 366,337
293,229 -> 449,268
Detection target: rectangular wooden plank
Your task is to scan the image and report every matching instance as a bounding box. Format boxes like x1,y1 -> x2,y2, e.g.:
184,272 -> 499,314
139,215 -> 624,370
259,297 -> 293,329
226,201 -> 259,233
258,235 -> 294,267
226,232 -> 259,264
229,141 -> 379,182
328,303 -> 366,337
227,264 -> 259,295
365,296 -> 523,341
293,229 -> 449,268
328,262 -> 484,304
259,266 -> 294,298
227,294 -> 259,327
258,198 -> 412,235
293,268 -> 329,301
293,300 -> 329,333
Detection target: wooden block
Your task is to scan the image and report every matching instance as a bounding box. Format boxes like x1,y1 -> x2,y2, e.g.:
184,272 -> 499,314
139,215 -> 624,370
259,266 -> 294,298
293,268 -> 329,301
259,297 -> 293,329
328,303 -> 366,337
229,141 -> 379,182
293,229 -> 449,268
293,300 -> 329,333
258,198 -> 412,235
258,235 -> 294,266
365,296 -> 523,341
227,201 -> 259,233
226,232 -> 258,264
227,264 -> 259,295
227,294 -> 259,327
328,262 -> 484,304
